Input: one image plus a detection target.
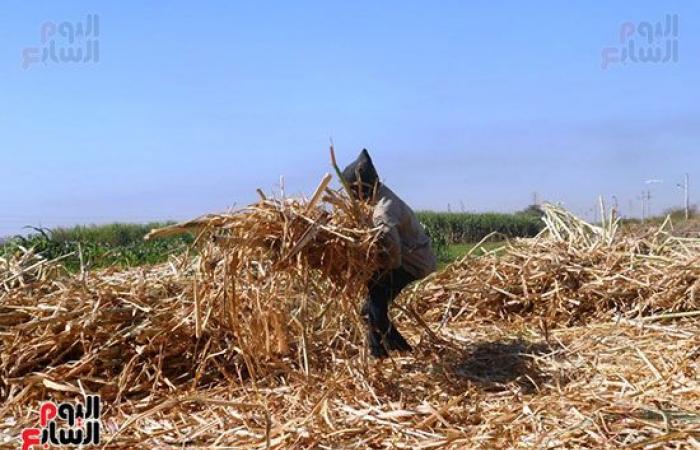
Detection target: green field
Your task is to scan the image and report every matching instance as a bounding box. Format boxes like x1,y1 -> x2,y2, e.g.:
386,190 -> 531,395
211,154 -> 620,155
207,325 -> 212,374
1,223 -> 192,271
1,211 -> 539,271
417,210 -> 543,244
417,209 -> 542,263
438,241 -> 506,269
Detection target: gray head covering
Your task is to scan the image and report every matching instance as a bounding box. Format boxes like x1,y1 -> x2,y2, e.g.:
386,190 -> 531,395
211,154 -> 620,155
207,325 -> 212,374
341,149 -> 379,199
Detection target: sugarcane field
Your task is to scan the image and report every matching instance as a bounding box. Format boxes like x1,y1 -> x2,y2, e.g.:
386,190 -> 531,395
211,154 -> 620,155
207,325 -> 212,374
2,2 -> 698,449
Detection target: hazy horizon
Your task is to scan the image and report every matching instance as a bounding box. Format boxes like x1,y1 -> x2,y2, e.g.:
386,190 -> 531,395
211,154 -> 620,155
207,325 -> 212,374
1,1 -> 698,237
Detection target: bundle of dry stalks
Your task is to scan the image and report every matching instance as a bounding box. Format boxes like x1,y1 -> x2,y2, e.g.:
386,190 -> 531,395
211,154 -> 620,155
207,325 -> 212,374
1,179 -> 380,392
413,203 -> 700,326
2,193 -> 699,448
0,246 -> 66,292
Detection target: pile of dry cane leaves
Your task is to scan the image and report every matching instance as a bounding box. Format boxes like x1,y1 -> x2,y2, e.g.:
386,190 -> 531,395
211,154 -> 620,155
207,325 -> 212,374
0,246 -> 67,292
413,204 -> 700,326
1,176 -> 699,449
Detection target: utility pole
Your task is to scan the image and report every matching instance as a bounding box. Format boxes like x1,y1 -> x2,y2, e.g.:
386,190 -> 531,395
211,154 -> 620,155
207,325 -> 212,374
645,190 -> 651,221
686,173 -> 691,219
677,174 -> 690,220
640,190 -> 651,223
643,179 -> 662,222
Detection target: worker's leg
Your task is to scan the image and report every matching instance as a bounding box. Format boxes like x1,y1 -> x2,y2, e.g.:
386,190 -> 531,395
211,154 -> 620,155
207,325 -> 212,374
363,268 -> 416,357
363,274 -> 392,357
384,267 -> 416,351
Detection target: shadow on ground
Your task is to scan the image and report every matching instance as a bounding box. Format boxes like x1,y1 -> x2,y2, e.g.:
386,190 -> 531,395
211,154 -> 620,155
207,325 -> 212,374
451,340 -> 554,393
404,339 -> 567,395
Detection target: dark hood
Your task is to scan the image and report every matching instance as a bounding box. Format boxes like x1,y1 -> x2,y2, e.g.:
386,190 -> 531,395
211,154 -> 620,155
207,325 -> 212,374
341,149 -> 379,200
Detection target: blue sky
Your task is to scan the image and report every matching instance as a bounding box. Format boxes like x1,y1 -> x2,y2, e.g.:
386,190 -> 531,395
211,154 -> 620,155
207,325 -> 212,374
1,1 -> 698,236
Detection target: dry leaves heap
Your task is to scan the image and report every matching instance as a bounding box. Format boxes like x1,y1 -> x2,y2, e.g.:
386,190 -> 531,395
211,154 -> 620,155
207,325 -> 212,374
1,186 -> 699,448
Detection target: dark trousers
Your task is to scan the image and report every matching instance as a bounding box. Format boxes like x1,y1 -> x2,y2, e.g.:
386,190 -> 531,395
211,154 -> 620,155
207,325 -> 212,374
362,267 -> 417,357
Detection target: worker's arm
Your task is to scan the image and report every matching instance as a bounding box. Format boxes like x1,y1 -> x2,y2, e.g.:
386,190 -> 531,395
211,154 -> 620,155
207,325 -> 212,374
373,195 -> 402,270
378,224 -> 402,269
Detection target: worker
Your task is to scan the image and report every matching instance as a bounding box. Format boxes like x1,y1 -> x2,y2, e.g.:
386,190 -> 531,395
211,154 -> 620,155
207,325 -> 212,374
341,149 -> 437,358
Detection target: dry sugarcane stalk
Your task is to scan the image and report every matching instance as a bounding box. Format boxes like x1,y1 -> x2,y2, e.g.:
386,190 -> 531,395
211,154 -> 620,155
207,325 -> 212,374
306,172 -> 332,213
1,191 -> 699,449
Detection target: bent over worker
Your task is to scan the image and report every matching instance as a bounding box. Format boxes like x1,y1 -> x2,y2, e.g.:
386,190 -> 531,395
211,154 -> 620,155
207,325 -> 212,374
341,149 -> 437,358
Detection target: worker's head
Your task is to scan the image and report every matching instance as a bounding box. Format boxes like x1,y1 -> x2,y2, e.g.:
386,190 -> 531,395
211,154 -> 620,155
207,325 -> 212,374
341,149 -> 379,201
